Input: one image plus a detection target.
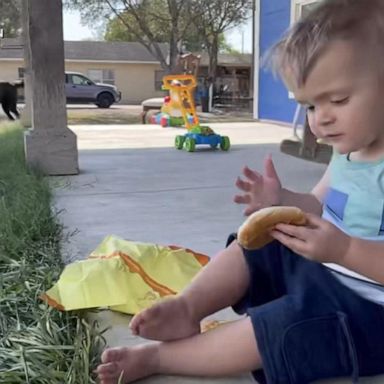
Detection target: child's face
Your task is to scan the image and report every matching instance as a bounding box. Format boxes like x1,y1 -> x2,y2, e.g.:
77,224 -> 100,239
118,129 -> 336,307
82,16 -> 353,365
292,40 -> 384,160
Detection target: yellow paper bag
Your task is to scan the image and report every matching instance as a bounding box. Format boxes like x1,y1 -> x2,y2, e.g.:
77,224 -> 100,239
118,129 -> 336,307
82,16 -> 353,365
42,235 -> 209,314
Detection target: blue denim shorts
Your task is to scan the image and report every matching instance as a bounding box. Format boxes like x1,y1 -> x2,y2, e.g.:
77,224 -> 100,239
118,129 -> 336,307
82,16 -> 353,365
233,240 -> 384,384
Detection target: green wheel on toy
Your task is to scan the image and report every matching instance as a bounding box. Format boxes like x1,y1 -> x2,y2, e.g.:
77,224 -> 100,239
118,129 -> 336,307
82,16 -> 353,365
185,137 -> 196,152
220,136 -> 230,151
175,135 -> 185,150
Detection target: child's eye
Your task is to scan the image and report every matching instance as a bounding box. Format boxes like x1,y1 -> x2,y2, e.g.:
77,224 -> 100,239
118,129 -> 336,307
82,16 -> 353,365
331,97 -> 349,105
307,105 -> 315,112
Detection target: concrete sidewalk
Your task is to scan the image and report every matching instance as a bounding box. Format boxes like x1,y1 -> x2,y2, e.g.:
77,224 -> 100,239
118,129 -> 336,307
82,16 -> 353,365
53,122 -> 381,384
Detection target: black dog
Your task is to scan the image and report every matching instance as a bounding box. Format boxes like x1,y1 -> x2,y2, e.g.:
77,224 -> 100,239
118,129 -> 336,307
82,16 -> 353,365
0,82 -> 21,120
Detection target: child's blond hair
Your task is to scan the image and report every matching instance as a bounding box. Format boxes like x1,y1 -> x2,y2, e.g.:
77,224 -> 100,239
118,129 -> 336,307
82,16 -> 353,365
269,0 -> 384,86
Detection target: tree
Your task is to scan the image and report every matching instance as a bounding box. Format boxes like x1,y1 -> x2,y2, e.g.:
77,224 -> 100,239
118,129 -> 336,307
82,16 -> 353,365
104,9 -> 207,53
105,15 -> 137,42
188,0 -> 252,83
105,12 -> 231,54
65,0 -> 250,75
0,0 -> 22,38
64,0 -> 193,73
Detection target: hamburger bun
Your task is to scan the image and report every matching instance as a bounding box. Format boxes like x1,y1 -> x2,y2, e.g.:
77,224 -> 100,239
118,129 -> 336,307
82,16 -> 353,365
237,206 -> 306,250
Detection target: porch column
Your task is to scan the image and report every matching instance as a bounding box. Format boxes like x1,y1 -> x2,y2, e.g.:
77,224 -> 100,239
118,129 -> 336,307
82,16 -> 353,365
24,0 -> 79,175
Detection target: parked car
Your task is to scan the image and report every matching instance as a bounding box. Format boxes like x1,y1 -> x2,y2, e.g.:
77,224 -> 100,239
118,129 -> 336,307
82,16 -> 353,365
65,72 -> 121,108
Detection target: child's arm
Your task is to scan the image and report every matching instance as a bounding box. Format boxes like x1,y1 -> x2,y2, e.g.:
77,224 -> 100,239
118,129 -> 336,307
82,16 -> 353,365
340,238 -> 384,285
280,165 -> 330,215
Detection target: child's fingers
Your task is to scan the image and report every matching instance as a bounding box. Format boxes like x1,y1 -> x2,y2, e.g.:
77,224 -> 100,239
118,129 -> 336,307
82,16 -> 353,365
263,154 -> 279,180
233,194 -> 251,204
235,176 -> 252,192
270,229 -> 306,254
243,166 -> 262,182
273,223 -> 309,240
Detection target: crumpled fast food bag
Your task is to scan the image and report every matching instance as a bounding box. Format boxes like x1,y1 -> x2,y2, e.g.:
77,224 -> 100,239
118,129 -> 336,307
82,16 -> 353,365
42,235 -> 209,314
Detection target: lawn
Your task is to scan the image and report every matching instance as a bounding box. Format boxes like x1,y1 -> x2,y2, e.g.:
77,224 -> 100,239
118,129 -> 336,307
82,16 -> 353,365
67,107 -> 142,125
0,122 -> 103,383
66,105 -> 254,125
0,105 -> 254,126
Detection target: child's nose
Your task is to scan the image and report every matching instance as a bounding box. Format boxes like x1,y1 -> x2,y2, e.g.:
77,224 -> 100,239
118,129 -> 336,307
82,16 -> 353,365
314,107 -> 335,126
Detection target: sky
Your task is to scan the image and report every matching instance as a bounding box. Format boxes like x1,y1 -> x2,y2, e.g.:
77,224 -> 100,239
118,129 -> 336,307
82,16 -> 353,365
63,11 -> 95,41
62,10 -> 253,53
226,18 -> 253,54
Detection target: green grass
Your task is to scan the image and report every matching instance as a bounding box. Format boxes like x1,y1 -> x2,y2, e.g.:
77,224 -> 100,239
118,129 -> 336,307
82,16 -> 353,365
0,122 -> 104,383
67,109 -> 141,125
65,107 -> 254,125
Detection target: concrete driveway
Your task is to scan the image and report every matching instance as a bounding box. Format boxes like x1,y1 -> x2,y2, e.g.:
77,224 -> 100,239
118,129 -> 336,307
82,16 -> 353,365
54,122 -> 325,261
52,122 -> 382,384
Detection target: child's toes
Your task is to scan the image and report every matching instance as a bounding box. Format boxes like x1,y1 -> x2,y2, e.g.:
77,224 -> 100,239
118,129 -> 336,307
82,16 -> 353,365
101,347 -> 124,363
97,361 -> 118,375
129,312 -> 146,334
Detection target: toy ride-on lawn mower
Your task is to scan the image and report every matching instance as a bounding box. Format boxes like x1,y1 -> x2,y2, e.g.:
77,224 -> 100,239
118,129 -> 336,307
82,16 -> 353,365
174,125 -> 230,152
159,74 -> 231,152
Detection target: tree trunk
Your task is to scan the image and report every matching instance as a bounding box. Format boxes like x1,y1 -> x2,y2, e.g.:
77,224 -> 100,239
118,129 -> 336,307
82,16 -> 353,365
206,36 -> 219,110
208,36 -> 219,85
168,25 -> 179,73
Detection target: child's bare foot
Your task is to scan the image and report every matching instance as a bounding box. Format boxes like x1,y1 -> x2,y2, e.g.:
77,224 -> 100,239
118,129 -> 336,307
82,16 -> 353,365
97,344 -> 158,384
129,296 -> 200,341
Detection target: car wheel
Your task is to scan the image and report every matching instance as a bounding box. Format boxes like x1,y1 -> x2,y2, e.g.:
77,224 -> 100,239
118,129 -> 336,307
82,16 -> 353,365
96,93 -> 114,108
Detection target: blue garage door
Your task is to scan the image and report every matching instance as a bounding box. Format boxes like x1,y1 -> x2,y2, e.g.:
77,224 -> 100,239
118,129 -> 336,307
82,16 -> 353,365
258,0 -> 297,123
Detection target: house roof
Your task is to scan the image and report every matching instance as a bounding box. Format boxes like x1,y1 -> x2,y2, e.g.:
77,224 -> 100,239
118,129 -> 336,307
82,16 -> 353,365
0,39 -> 251,67
0,39 -> 169,63
199,52 -> 252,67
0,37 -> 23,50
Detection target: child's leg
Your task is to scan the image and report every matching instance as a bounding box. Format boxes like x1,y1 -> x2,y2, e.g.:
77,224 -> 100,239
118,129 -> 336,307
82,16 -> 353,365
130,241 -> 250,340
98,317 -> 261,384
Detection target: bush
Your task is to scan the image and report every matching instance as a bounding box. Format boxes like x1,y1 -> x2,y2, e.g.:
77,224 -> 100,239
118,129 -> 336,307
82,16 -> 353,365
0,123 -> 103,384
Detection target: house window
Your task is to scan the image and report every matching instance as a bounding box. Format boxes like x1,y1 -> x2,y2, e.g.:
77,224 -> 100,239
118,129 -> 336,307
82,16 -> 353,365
291,0 -> 321,23
87,69 -> 115,85
154,70 -> 165,91
18,67 -> 25,79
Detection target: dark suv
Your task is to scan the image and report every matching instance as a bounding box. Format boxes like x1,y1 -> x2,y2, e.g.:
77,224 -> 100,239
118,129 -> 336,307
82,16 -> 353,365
65,72 -> 121,108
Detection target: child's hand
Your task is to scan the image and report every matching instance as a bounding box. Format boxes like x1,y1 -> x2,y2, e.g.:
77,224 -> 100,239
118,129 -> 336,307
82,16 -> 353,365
270,213 -> 351,264
234,155 -> 282,216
